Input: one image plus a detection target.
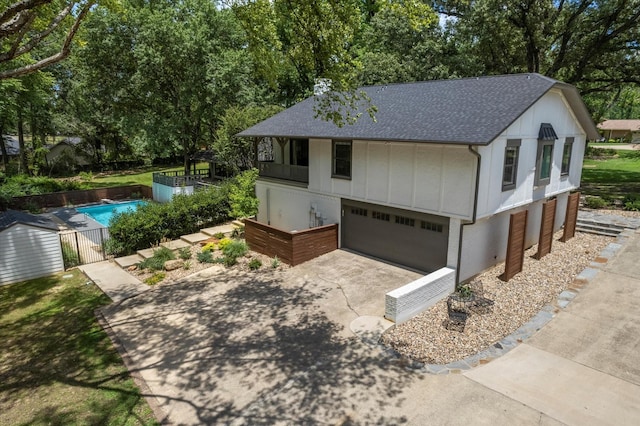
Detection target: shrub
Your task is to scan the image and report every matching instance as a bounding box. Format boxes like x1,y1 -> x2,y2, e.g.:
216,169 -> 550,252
197,250 -> 214,263
183,260 -> 191,270
178,246 -> 192,260
217,238 -> 232,251
583,196 -> 608,209
62,242 -> 80,268
138,246 -> 175,271
624,195 -> 640,211
201,242 -> 217,253
248,258 -> 262,270
102,238 -> 124,256
584,146 -> 616,158
144,272 -> 165,285
222,240 -> 248,259
228,169 -> 259,219
213,232 -> 225,239
271,256 -> 280,269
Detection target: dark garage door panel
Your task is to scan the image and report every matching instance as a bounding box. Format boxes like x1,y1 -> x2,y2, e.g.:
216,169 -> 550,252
341,200 -> 449,273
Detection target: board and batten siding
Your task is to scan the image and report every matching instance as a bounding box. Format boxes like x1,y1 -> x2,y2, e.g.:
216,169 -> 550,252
0,224 -> 64,285
475,89 -> 586,219
309,140 -> 476,220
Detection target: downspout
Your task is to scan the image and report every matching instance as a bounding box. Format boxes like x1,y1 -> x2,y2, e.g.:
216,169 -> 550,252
456,145 -> 481,287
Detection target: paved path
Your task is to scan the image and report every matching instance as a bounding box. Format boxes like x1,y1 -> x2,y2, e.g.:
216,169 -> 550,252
79,261 -> 148,303
92,229 -> 640,424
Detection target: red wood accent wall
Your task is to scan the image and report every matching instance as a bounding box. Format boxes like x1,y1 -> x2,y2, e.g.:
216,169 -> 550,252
501,210 -> 528,282
9,185 -> 153,210
561,192 -> 580,242
244,219 -> 338,266
535,198 -> 557,259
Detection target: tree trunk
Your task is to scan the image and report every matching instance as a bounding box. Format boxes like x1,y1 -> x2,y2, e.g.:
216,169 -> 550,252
17,109 -> 30,175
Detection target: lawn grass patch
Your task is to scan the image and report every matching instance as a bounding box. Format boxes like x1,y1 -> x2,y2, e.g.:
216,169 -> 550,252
89,163 -> 209,188
0,270 -> 157,425
581,150 -> 640,203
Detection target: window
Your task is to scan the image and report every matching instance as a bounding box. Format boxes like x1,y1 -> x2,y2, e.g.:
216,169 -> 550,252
395,216 -> 415,227
332,140 -> 352,179
351,207 -> 367,216
502,139 -> 521,191
372,211 -> 390,221
561,137 -> 574,176
289,138 -> 309,166
421,221 -> 443,233
535,140 -> 554,186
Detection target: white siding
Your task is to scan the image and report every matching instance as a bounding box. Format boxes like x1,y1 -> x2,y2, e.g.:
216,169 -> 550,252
309,140 -> 476,220
476,89 -> 586,219
255,180 -> 341,232
0,224 -> 64,286
458,193 -> 569,282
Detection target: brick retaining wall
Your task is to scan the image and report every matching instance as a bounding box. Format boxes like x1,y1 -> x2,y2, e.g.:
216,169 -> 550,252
9,185 -> 153,210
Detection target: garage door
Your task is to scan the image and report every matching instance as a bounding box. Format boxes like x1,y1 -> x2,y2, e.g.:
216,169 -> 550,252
341,200 -> 449,273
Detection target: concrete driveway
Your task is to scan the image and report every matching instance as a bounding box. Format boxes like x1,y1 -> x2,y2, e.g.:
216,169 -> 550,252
99,242 -> 640,425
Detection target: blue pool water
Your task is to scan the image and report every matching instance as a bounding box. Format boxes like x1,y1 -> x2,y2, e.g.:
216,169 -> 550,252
77,200 -> 147,227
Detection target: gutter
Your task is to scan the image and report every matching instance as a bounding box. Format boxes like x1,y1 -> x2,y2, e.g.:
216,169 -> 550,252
455,145 -> 481,286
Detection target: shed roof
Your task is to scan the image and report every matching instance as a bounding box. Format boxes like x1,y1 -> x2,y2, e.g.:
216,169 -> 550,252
1,135 -> 20,156
238,73 -> 599,144
0,210 -> 59,232
597,120 -> 640,131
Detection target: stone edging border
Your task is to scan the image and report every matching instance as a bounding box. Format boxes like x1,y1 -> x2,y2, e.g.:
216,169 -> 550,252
384,229 -> 636,375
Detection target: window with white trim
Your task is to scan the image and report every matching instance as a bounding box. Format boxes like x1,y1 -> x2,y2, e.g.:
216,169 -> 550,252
332,140 -> 352,179
502,139 -> 521,191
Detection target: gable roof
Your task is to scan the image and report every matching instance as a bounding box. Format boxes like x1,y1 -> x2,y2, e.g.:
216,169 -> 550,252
0,210 -> 59,232
238,73 -> 599,144
597,120 -> 640,131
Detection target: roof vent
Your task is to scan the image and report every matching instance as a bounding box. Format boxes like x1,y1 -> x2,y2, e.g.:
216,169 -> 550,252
538,123 -> 558,140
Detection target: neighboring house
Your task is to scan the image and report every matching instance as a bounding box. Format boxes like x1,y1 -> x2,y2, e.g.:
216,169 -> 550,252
238,73 -> 599,283
597,119 -> 640,143
0,210 -> 64,286
46,137 -> 92,169
0,135 -> 20,159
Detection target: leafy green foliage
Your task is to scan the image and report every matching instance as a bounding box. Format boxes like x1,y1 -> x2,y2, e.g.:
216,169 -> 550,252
138,246 -> 175,271
248,258 -> 262,270
177,246 -> 192,260
201,242 -> 217,253
271,256 -> 280,268
0,174 -> 84,209
61,242 -> 80,269
583,196 -> 608,209
144,272 -> 166,285
197,250 -> 214,263
228,169 -> 259,219
222,240 -> 248,259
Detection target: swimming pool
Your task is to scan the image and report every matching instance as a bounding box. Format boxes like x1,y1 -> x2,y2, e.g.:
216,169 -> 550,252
77,200 -> 148,227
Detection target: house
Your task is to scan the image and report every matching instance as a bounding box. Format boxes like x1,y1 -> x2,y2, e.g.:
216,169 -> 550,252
0,210 -> 64,286
238,74 -> 599,286
46,137 -> 93,170
597,119 -> 640,143
0,135 -> 20,159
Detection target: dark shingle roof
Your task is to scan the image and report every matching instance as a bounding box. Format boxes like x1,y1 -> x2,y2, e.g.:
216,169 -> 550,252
0,210 -> 59,232
238,73 -> 599,144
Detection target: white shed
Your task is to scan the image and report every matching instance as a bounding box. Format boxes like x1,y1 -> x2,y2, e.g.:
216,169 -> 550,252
0,210 -> 64,286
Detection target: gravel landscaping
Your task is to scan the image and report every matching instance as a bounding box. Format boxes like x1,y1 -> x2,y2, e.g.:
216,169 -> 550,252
382,230 -> 615,365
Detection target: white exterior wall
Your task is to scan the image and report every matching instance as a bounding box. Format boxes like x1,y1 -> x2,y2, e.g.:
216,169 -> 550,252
255,180 -> 340,232
458,192 -> 569,282
476,89 -> 586,219
309,139 -> 476,220
152,183 -> 194,203
0,225 -> 64,286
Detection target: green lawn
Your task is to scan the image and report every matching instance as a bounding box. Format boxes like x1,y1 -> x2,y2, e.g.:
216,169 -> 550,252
581,150 -> 640,200
0,270 -> 158,425
86,163 -> 209,188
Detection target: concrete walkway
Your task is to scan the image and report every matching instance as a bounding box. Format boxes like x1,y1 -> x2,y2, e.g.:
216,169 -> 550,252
87,228 -> 640,424
79,261 -> 148,303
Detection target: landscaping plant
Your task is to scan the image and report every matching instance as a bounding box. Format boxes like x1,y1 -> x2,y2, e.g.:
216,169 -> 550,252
138,246 -> 175,271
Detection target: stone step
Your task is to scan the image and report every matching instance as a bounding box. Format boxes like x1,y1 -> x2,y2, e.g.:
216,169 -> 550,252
232,219 -> 245,228
115,254 -> 144,268
137,247 -> 156,259
201,224 -> 235,236
576,225 -> 620,237
181,232 -> 210,244
160,239 -> 191,250
576,218 -> 626,231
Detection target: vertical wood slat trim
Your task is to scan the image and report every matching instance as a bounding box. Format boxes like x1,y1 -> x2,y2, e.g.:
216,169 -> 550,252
535,199 -> 557,259
561,192 -> 580,242
245,219 -> 338,266
501,210 -> 528,282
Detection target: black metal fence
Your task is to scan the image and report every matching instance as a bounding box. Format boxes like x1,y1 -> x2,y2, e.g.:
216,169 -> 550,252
59,228 -> 110,269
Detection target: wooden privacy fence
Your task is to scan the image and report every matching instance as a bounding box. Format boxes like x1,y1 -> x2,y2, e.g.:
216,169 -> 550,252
244,219 -> 338,266
9,185 -> 152,210
501,210 -> 528,282
561,192 -> 580,242
535,198 -> 557,259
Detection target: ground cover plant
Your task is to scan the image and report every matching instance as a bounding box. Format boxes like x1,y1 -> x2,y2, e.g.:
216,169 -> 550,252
581,149 -> 640,208
0,270 -> 157,425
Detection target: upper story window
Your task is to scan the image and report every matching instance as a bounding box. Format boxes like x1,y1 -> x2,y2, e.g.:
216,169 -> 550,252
289,138 -> 309,166
561,137 -> 574,176
535,123 -> 558,187
502,139 -> 521,191
332,140 -> 352,179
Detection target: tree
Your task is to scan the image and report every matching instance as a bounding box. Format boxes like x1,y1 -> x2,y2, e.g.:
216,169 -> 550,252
0,0 -> 96,79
